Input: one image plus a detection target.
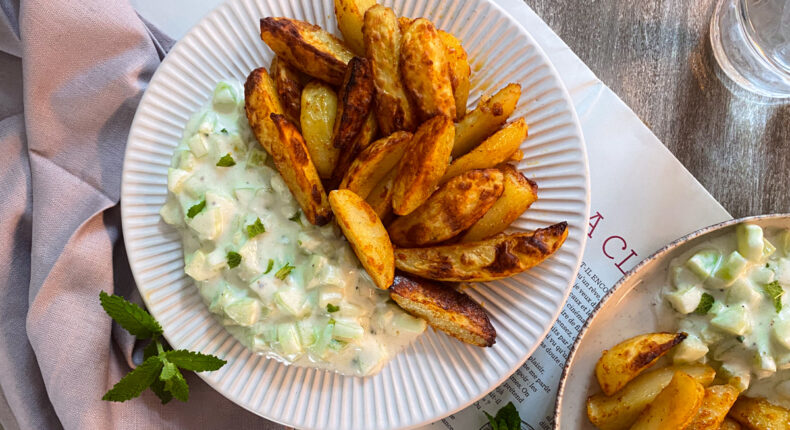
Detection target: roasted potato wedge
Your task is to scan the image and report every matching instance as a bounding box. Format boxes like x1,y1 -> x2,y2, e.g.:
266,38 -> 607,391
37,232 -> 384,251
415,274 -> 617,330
271,56 -> 306,127
398,16 -> 412,32
329,189 -> 394,289
363,5 -> 417,134
269,114 -> 332,225
300,81 -> 339,179
330,57 -> 375,185
389,274 -> 495,347
340,131 -> 412,199
507,149 -> 524,162
460,165 -> 537,243
394,222 -> 568,282
729,397 -> 790,430
596,332 -> 687,396
630,371 -> 705,430
391,115 -> 455,215
334,0 -> 376,55
366,168 -> 396,221
586,364 -> 716,430
388,169 -> 504,247
438,30 -> 471,119
352,110 -> 378,152
442,118 -> 528,184
687,385 -> 740,430
244,67 -> 285,154
452,83 -> 521,158
260,17 -> 354,85
400,18 -> 456,121
721,417 -> 743,430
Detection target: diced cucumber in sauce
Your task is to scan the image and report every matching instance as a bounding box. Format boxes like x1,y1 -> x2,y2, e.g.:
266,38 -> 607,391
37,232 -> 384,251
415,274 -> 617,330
710,305 -> 751,335
224,298 -> 261,327
277,323 -> 302,356
392,313 -> 427,334
666,286 -> 703,314
332,319 -> 365,341
737,224 -> 765,261
714,251 -> 749,287
274,285 -> 308,317
686,250 -> 721,280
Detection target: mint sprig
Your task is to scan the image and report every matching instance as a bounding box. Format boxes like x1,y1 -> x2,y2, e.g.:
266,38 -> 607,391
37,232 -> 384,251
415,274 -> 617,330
100,292 -> 226,404
484,402 -> 521,430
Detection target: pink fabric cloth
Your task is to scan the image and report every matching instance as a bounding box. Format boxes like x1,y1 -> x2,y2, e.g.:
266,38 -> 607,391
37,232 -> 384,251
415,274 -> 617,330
0,1 -> 281,428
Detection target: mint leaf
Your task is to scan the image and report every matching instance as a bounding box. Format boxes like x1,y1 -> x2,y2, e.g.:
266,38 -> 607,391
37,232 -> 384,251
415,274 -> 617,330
326,303 -> 340,313
99,291 -> 162,339
160,361 -> 178,381
186,199 -> 206,218
143,340 -> 159,360
246,218 -> 266,238
264,259 -> 274,274
149,377 -> 173,404
216,153 -> 236,167
164,350 -> 226,372
763,281 -> 784,313
484,402 -> 520,430
289,212 -> 302,226
102,356 -> 163,402
164,367 -> 189,402
275,262 -> 295,280
226,251 -> 242,269
220,128 -> 228,134
694,293 -> 715,315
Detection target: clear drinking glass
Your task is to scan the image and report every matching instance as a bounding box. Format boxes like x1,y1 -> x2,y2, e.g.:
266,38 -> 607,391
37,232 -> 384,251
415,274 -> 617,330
711,0 -> 790,98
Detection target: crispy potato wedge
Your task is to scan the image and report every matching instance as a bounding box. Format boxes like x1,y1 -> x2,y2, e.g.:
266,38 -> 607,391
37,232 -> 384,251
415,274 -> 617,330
300,81 -> 339,179
391,115 -> 455,215
442,118 -> 528,184
271,56 -> 306,127
630,371 -> 705,430
729,397 -> 790,430
366,168 -> 396,221
334,0 -> 376,55
452,83 -> 521,158
390,274 -> 495,347
389,169 -> 504,247
394,222 -> 568,282
364,5 -> 417,134
340,131 -> 412,199
596,332 -> 687,396
438,30 -> 471,119
400,18 -> 456,121
330,57 -> 375,185
460,165 -> 538,242
269,114 -> 332,225
260,17 -> 354,85
329,189 -> 394,289
687,385 -> 740,430
586,364 -> 716,430
398,16 -> 412,32
245,67 -> 285,154
721,417 -> 743,430
353,110 -> 378,152
508,149 -> 524,162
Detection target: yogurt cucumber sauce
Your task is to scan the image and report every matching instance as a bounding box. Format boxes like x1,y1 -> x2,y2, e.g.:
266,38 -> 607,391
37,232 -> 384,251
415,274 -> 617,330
663,223 -> 790,405
160,81 -> 426,376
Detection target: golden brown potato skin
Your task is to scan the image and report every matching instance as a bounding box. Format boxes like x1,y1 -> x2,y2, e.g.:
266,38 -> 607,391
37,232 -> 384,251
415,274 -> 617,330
363,5 -> 417,134
586,364 -> 716,430
729,397 -> 790,430
720,417 -> 743,430
630,371 -> 705,430
395,222 -> 568,282
453,83 -> 521,158
300,81 -> 339,179
260,17 -> 353,85
340,131 -> 412,199
329,189 -> 394,289
461,164 -> 537,242
388,169 -> 504,247
438,30 -> 471,119
400,18 -> 456,121
442,118 -> 528,184
330,57 -> 375,186
334,0 -> 375,55
389,274 -> 495,347
270,56 -> 305,127
391,115 -> 455,216
686,385 -> 739,430
366,168 -> 396,221
269,114 -> 332,226
595,332 -> 687,396
244,67 -> 285,154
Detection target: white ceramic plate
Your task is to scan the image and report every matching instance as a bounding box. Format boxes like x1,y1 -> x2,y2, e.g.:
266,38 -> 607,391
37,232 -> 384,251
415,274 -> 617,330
554,214 -> 790,429
121,1 -> 590,428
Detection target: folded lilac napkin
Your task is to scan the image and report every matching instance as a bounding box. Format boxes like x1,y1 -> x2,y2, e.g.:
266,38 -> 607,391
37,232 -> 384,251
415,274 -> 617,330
0,1 -> 280,428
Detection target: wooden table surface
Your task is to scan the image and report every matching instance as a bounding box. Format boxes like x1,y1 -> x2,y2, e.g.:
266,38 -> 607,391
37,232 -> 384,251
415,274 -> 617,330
530,0 -> 790,219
